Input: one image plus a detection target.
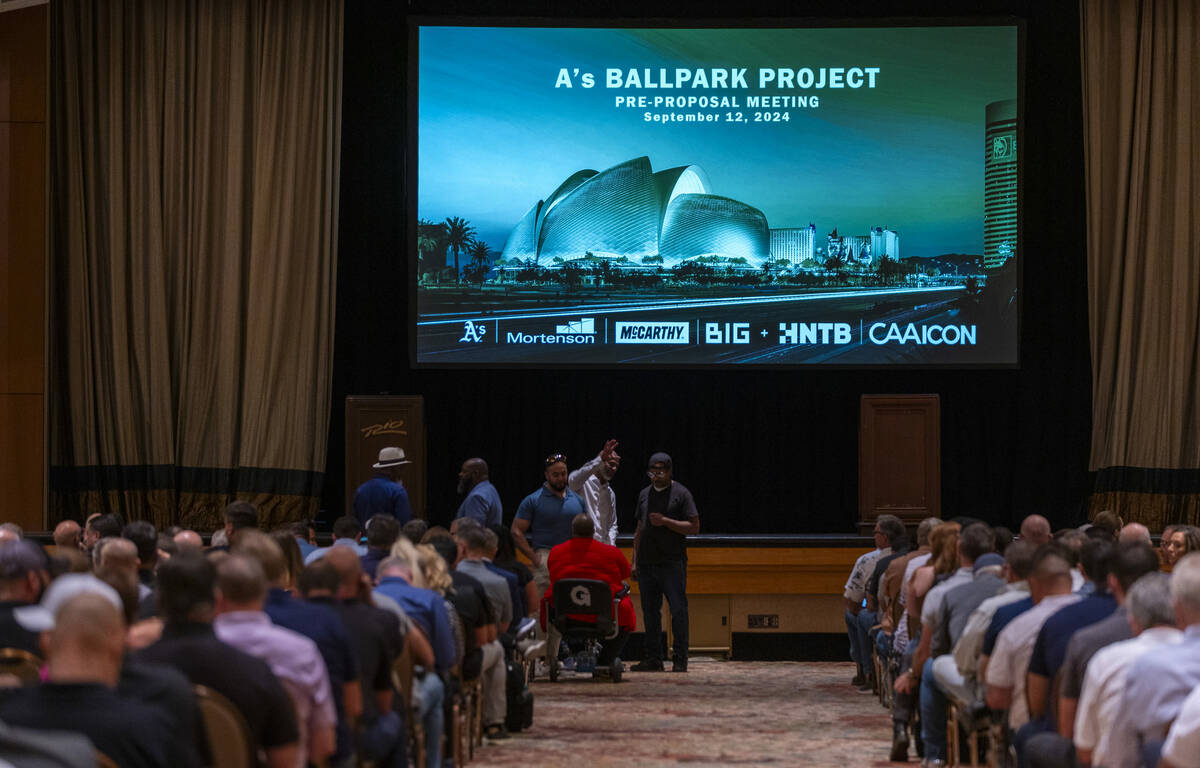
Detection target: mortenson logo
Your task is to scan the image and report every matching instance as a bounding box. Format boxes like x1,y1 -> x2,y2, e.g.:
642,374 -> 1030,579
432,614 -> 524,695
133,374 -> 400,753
506,318 -> 595,345
614,321 -> 690,344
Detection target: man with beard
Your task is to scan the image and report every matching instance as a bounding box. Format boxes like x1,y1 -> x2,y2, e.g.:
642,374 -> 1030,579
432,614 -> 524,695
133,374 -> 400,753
454,458 -> 502,529
568,439 -> 621,546
632,452 -> 699,673
511,454 -> 587,599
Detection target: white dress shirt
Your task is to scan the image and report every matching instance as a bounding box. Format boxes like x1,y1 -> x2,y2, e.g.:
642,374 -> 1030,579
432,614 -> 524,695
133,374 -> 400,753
1074,625 -> 1182,767
567,454 -> 619,545
986,592 -> 1082,729
1162,684 -> 1200,768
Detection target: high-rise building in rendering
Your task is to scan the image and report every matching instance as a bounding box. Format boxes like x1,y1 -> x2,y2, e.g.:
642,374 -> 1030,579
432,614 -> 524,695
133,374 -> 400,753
770,225 -> 816,265
984,99 -> 1018,269
871,227 -> 900,262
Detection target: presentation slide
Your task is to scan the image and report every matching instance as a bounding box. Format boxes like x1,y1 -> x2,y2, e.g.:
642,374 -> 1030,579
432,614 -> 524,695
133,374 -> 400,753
413,24 -> 1020,366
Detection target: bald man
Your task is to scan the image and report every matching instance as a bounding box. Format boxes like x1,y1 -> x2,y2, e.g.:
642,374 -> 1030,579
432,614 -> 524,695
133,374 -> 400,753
1119,522 -> 1151,545
53,520 -> 82,550
1020,515 -> 1052,546
455,457 -> 503,529
174,530 -> 204,552
1,591 -> 175,768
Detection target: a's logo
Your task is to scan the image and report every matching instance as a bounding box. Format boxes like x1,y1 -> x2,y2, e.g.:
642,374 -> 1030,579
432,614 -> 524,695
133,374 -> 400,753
459,321 -> 487,343
570,585 -> 592,607
554,318 -> 595,334
360,419 -> 407,438
614,321 -> 690,344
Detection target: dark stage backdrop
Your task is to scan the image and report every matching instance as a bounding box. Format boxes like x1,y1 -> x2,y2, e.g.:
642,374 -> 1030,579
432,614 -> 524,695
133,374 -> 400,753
327,0 -> 1092,535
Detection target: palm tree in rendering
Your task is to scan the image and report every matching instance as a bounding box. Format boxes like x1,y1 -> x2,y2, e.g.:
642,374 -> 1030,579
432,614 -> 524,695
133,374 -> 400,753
416,218 -> 443,277
443,216 -> 476,284
466,239 -> 492,285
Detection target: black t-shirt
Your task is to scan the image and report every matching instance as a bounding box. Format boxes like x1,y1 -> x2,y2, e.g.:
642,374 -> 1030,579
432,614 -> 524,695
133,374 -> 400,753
134,622 -> 299,750
318,600 -> 396,722
0,601 -> 41,656
0,682 -> 174,768
637,483 -> 698,565
119,658 -> 203,768
448,572 -> 490,679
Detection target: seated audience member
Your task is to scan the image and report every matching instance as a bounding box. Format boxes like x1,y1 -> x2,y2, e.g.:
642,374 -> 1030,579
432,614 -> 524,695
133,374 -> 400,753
0,718 -> 95,768
546,514 -> 636,667
122,521 -> 159,596
174,528 -> 204,552
291,520 -> 318,560
476,526 -> 524,626
305,516 -> 366,565
1054,541 -> 1160,741
1118,522 -> 1151,545
993,526 -> 1015,555
844,514 -> 903,688
235,531 -> 359,766
1112,552 -> 1200,767
1021,539 -> 1117,749
403,519 -> 429,545
300,554 -> 406,768
0,540 -> 50,654
954,540 -> 1037,686
986,545 -> 1081,732
852,516 -> 908,689
2,580 -> 174,768
268,528 -> 306,592
96,537 -> 142,591
427,534 -> 492,677
83,513 -> 122,555
454,526 -> 515,739
1073,572 -> 1180,768
0,523 -> 22,545
217,500 -> 259,551
1090,510 -> 1122,539
1161,685 -> 1200,768
1056,529 -> 1089,592
490,522 -> 539,618
212,554 -> 336,766
362,515 -> 401,580
930,546 -> 1006,705
136,551 -> 300,768
880,517 -> 939,646
52,520 -> 82,551
1020,515 -> 1053,547
374,556 -> 450,768
904,523 -> 989,764
1163,525 -> 1200,569
92,567 -> 202,768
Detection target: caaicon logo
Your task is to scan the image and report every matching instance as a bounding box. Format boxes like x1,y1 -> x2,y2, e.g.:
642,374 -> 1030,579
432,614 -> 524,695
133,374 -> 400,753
570,585 -> 592,607
459,321 -> 487,343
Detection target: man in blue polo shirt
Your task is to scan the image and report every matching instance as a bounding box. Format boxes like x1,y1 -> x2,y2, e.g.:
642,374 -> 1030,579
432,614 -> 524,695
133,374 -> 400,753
352,447 -> 412,528
511,453 -> 586,600
454,457 -> 503,528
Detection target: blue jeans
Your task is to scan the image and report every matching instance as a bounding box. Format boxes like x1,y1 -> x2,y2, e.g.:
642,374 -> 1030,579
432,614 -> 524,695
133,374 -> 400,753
639,561 -> 688,662
920,657 -> 948,761
855,609 -> 878,669
359,710 -> 406,768
845,609 -> 863,666
413,673 -> 444,768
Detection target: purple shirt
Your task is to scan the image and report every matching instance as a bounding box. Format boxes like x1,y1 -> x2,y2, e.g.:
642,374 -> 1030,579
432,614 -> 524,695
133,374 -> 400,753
214,611 -> 336,766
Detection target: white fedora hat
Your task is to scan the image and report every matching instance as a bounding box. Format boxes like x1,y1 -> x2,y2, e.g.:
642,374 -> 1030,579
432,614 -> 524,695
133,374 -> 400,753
373,446 -> 412,469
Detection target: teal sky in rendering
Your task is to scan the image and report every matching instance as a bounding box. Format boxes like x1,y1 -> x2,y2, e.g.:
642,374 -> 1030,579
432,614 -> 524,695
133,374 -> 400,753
417,25 -> 1018,258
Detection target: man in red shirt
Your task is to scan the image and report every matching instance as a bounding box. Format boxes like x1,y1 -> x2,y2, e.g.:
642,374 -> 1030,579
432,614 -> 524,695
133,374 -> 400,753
546,514 -> 636,668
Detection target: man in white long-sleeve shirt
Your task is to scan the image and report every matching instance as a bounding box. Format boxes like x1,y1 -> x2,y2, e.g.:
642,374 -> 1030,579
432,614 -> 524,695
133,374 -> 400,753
567,439 -> 621,546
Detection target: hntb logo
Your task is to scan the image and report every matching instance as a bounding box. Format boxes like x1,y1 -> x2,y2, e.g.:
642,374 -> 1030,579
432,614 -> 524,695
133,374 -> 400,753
458,321 -> 487,343
554,318 -> 595,335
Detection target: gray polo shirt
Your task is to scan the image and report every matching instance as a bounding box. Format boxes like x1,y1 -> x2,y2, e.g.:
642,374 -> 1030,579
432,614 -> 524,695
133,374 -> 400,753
456,559 -> 513,629
932,571 -> 1006,657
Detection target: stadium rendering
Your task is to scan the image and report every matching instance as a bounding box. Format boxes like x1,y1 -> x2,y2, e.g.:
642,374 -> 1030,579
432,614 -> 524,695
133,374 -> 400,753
500,156 -> 772,268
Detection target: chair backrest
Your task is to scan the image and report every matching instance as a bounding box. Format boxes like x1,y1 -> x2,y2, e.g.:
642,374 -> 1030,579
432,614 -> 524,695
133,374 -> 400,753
391,640 -> 415,705
194,684 -> 255,768
552,579 -> 613,618
0,647 -> 42,687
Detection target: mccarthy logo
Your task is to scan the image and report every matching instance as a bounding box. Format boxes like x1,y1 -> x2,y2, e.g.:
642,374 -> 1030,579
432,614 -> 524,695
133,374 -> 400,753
361,419 -> 407,438
614,321 -> 690,344
459,321 -> 487,343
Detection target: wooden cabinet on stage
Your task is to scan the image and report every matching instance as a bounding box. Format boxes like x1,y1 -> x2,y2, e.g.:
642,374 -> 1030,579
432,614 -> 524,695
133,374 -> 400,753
858,394 -> 940,532
345,396 -> 427,519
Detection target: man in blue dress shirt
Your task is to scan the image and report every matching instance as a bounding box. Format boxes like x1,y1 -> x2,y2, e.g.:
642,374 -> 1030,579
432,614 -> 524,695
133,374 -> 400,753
352,447 -> 412,528
454,458 -> 503,529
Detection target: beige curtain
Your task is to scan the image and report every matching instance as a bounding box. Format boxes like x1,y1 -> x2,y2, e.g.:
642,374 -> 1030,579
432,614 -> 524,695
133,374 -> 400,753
49,0 -> 343,530
1082,0 -> 1200,527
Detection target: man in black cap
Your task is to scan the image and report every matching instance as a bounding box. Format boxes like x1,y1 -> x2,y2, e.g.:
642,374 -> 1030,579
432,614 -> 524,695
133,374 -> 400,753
632,452 -> 699,672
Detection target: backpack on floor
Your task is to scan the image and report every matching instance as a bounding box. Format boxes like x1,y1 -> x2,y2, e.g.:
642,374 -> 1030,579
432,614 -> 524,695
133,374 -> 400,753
505,657 -> 534,732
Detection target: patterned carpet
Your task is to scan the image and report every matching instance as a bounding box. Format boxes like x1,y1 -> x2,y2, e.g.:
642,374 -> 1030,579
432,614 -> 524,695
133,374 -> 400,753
472,658 -> 901,767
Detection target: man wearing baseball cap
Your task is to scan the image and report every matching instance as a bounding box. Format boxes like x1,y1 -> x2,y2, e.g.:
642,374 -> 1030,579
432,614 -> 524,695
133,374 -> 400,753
353,446 -> 413,528
632,452 -> 699,673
